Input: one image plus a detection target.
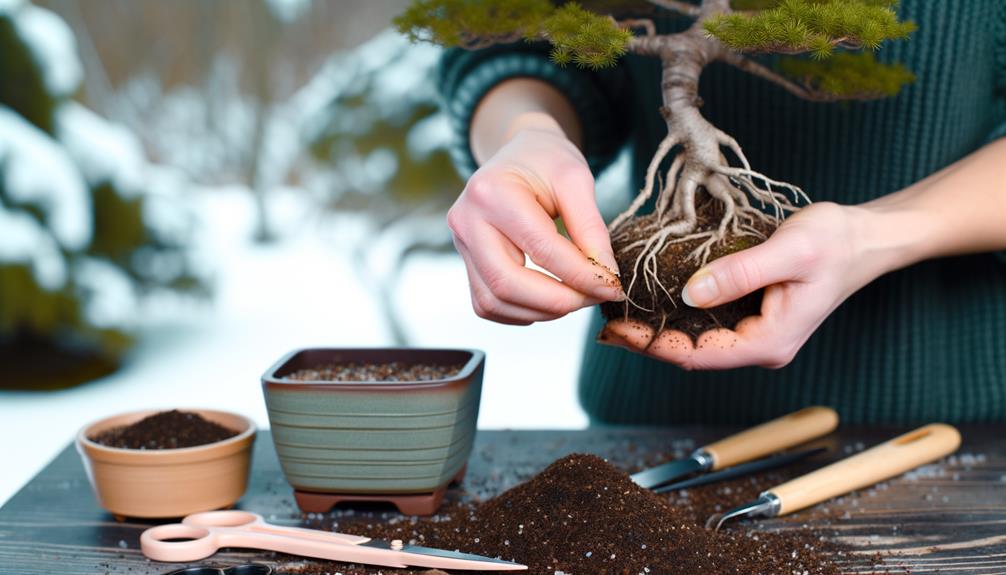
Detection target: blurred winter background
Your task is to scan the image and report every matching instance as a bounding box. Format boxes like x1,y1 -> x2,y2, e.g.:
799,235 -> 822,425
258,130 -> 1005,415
0,0 -> 633,503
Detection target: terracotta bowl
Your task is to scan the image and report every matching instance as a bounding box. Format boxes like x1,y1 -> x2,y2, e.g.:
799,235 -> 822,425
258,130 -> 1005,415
76,409 -> 256,518
261,348 -> 484,499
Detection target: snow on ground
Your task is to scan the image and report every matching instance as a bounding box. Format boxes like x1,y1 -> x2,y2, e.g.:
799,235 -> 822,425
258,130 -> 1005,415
0,188 -> 591,505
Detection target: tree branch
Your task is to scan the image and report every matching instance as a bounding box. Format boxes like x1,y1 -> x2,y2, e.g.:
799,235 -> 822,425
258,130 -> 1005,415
646,0 -> 701,18
618,18 -> 656,37
720,52 -> 841,102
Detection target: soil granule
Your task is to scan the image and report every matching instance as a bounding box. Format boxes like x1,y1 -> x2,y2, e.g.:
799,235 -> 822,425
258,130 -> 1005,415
287,453 -> 841,575
89,410 -> 239,450
602,199 -> 774,340
284,362 -> 463,382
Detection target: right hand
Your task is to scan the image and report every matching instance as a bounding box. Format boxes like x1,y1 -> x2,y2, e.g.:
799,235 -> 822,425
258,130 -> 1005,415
447,118 -> 624,325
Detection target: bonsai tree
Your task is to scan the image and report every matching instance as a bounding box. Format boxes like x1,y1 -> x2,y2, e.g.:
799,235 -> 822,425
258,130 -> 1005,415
396,0 -> 915,337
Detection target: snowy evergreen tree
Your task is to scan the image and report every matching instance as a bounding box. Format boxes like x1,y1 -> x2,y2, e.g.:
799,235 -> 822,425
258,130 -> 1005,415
0,0 -> 199,388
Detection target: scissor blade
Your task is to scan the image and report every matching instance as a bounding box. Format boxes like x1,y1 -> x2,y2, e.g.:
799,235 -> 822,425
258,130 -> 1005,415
630,456 -> 705,489
654,447 -> 827,494
360,539 -> 526,571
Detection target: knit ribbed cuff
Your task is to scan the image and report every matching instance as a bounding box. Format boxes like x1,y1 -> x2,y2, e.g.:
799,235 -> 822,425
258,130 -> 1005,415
443,50 -> 627,178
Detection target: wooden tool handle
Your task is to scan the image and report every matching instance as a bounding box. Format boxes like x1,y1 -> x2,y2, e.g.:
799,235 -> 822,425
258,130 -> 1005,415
770,423 -> 961,516
701,406 -> 839,471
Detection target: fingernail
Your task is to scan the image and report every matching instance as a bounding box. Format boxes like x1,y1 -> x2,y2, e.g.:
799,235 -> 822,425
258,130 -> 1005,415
683,269 -> 718,307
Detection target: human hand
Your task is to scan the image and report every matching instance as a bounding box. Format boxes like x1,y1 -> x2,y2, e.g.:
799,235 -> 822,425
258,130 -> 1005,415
448,115 -> 624,325
599,202 -> 884,369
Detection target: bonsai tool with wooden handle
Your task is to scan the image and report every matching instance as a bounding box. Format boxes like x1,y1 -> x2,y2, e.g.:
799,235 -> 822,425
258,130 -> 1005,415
631,406 -> 839,490
707,423 -> 962,531
141,510 -> 527,571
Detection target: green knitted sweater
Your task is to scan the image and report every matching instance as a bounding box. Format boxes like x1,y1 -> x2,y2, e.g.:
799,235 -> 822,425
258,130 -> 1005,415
438,1 -> 1006,424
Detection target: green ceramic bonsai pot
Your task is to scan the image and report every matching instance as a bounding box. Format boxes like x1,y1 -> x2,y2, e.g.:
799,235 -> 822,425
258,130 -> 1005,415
261,348 -> 484,514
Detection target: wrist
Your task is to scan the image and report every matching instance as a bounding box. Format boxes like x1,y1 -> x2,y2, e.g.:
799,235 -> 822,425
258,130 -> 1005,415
852,195 -> 943,278
501,111 -> 570,146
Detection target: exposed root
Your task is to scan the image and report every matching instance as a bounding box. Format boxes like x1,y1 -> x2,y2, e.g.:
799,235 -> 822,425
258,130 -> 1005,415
609,134 -> 678,233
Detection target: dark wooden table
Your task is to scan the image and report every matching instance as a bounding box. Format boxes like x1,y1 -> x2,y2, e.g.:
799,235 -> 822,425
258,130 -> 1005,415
1,427 -> 1004,575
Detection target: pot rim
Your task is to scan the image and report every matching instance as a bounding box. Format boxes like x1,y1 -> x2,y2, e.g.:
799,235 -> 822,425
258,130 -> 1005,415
261,347 -> 485,391
76,408 -> 256,465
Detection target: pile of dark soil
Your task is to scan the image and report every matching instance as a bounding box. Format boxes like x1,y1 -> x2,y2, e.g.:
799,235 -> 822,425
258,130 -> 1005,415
89,410 -> 239,450
289,454 -> 840,575
284,362 -> 463,382
602,199 -> 775,339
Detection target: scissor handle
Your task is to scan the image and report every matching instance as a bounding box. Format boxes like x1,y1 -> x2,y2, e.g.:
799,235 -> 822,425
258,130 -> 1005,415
141,510 -> 402,566
182,510 -> 370,545
141,522 -> 220,562
182,510 -> 262,529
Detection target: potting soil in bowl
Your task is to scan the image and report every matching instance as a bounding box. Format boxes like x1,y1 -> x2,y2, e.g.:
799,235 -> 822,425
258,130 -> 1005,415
89,410 -> 240,450
284,362 -> 464,382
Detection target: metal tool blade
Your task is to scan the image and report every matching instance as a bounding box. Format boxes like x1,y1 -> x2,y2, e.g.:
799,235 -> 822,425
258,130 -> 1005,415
361,539 -> 525,569
705,493 -> 780,532
630,454 -> 707,489
654,447 -> 827,494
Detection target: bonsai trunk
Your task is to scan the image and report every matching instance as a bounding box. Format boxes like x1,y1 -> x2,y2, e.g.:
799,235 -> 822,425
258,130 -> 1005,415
603,4 -> 807,339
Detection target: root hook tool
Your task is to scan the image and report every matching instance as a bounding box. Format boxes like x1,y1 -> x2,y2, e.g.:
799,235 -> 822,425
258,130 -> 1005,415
141,510 -> 526,571
707,423 -> 961,531
631,406 -> 839,490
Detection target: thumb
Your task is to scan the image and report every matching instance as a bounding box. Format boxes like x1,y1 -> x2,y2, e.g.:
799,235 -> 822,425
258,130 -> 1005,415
681,237 -> 802,308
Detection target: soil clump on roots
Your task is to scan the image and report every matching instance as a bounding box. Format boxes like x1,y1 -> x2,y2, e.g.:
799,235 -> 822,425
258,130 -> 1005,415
602,199 -> 775,340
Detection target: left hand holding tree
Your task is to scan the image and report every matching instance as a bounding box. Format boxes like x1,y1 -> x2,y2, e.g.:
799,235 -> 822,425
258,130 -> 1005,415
601,202 -> 871,369
603,138 -> 1006,369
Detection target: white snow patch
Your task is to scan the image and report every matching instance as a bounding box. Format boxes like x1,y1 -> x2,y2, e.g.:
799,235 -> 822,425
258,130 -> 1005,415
264,0 -> 311,23
74,257 -> 138,329
0,0 -> 25,15
12,4 -> 82,97
0,106 -> 91,250
56,102 -> 146,194
0,204 -> 66,289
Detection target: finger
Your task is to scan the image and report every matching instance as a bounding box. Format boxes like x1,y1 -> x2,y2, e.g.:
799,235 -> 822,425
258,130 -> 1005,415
483,191 -> 623,302
601,320 -> 700,368
455,239 -> 560,325
682,234 -> 811,308
642,329 -> 695,366
463,224 -> 602,318
550,167 -> 620,276
687,312 -> 808,370
599,319 -> 657,350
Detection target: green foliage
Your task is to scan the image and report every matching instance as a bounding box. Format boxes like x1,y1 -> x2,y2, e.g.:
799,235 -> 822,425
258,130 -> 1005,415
730,0 -> 901,10
395,0 -> 551,47
0,14 -> 56,133
706,0 -> 916,57
541,4 -> 632,68
395,0 -> 631,69
779,51 -> 914,98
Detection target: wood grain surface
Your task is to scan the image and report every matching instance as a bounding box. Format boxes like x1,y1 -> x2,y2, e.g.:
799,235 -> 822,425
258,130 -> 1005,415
1,426 -> 1003,574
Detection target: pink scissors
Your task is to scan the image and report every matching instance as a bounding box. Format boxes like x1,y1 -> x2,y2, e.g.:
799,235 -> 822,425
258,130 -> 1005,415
141,510 -> 526,571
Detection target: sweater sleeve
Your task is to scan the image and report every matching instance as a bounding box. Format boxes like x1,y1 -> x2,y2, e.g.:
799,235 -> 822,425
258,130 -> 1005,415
990,5 -> 1006,262
437,42 -> 632,178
